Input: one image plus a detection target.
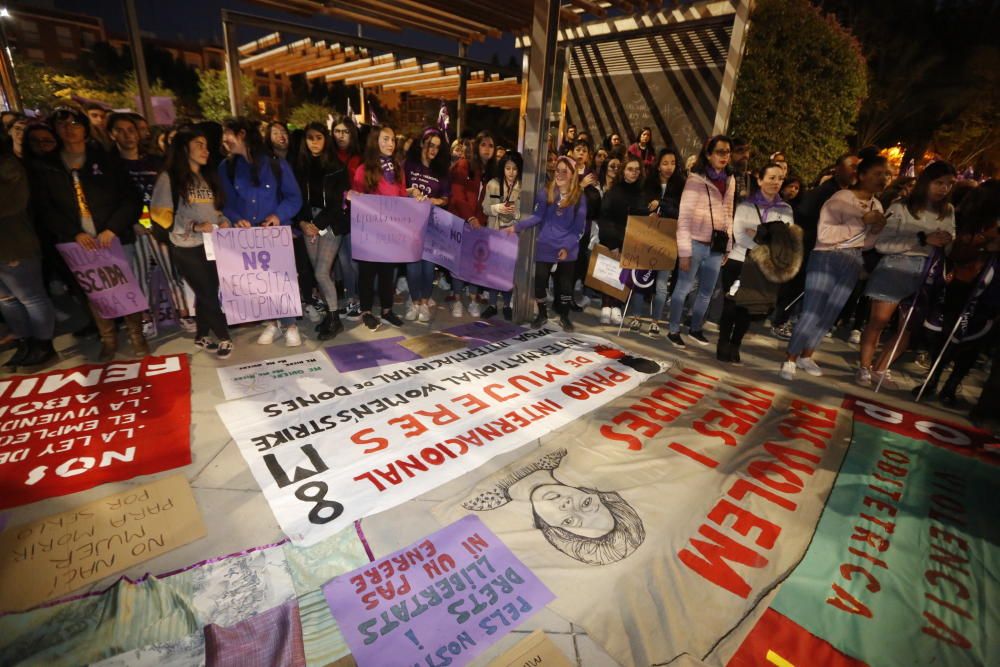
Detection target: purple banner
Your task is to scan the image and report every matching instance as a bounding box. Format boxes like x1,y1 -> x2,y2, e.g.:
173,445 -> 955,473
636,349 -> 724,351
351,194 -> 431,263
56,238 -> 149,318
454,226 -> 518,292
422,206 -> 464,272
325,336 -> 421,373
323,515 -> 554,667
213,226 -> 302,325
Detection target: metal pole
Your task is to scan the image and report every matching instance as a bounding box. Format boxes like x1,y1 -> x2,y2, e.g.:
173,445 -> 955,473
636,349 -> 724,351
123,0 -> 153,121
0,12 -> 22,112
512,0 -> 561,324
222,18 -> 243,116
456,43 -> 468,139
874,299 -> 916,393
358,84 -> 366,125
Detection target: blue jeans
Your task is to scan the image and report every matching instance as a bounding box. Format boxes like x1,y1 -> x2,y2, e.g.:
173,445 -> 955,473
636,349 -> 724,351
336,234 -> 359,303
451,276 -> 479,298
0,256 -> 56,339
788,250 -> 862,356
406,260 -> 436,301
669,241 -> 723,334
627,269 -> 673,320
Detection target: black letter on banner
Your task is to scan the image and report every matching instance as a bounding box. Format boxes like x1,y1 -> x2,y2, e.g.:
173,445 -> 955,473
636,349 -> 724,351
295,481 -> 344,524
264,443 -> 329,488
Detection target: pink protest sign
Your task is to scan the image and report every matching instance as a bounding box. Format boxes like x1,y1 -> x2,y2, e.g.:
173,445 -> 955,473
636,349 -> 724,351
213,226 -> 302,324
322,515 -> 554,667
57,238 -> 149,318
351,194 -> 431,263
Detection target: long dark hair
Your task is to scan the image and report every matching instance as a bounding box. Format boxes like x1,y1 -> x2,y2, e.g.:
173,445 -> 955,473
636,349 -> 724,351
264,121 -> 289,156
470,130 -> 496,180
223,116 -> 270,186
495,151 -> 523,201
329,113 -> 360,157
690,134 -> 731,176
360,125 -> 401,193
906,161 -> 956,219
643,147 -> 684,199
166,128 -> 224,210
295,121 -> 338,177
405,127 -> 450,179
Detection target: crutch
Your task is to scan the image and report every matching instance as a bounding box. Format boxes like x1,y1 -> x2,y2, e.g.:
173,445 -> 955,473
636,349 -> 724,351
915,313 -> 966,403
874,297 -> 917,393
617,288 -> 633,337
783,292 -> 804,312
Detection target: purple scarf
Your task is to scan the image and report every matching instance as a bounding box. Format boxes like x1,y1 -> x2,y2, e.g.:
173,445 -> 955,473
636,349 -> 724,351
379,155 -> 397,184
706,166 -> 727,195
749,189 -> 783,222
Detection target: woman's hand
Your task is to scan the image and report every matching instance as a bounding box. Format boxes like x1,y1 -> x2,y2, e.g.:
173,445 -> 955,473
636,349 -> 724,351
581,173 -> 597,189
647,199 -> 659,212
504,225 -> 516,235
679,257 -> 691,272
236,219 -> 252,228
96,229 -> 116,249
261,214 -> 281,227
408,187 -> 427,201
75,232 -> 97,251
300,221 -> 319,237
467,217 -> 482,229
557,248 -> 568,261
218,220 -> 231,229
926,230 -> 953,247
863,211 -> 886,233
193,222 -> 215,234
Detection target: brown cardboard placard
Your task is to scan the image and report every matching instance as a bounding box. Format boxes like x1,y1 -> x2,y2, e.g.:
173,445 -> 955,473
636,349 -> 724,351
0,474 -> 206,612
620,215 -> 678,270
486,629 -> 575,667
399,332 -> 468,357
584,244 -> 631,301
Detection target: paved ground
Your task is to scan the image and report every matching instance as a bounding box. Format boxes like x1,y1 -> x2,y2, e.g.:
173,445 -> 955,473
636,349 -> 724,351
3,290 -> 988,666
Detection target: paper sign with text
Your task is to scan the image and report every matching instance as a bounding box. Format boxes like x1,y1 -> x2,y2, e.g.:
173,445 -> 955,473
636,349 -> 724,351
323,516 -> 554,667
584,245 -> 630,301
620,216 -> 677,270
351,194 -> 431,263
0,355 -> 192,510
214,226 -> 302,325
487,630 -> 574,667
57,238 -> 149,318
0,474 -> 206,612
216,351 -> 338,401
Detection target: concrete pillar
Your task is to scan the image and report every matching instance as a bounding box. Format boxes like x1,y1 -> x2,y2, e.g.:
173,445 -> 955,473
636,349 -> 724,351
456,43 -> 468,139
223,18 -> 244,117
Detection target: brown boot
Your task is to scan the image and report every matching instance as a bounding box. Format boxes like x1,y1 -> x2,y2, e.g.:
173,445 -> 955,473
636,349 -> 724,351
125,314 -> 150,357
93,314 -> 118,362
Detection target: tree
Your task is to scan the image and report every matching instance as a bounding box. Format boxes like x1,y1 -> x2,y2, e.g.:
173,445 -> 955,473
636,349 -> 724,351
729,0 -> 866,184
197,69 -> 253,122
288,102 -> 333,129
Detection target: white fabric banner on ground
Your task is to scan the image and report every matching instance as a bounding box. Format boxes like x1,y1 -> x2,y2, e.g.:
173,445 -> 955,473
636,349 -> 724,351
217,329 -> 667,546
434,365 -> 853,666
216,351 -> 339,400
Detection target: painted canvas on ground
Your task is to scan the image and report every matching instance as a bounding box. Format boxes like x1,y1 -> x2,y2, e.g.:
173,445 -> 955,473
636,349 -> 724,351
217,351 -> 338,401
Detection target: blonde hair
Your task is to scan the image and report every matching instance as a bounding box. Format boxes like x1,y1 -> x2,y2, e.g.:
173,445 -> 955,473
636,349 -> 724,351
547,156 -> 582,208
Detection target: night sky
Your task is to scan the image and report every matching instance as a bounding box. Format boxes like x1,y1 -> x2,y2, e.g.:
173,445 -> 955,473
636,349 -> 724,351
16,0 -> 519,63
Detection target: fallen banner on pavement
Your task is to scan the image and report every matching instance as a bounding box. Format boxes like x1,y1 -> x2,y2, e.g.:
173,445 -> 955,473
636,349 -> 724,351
217,350 -> 338,401
217,328 -> 667,546
0,355 -> 192,510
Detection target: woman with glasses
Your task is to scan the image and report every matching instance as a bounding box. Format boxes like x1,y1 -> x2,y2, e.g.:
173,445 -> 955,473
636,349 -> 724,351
23,123 -> 58,161
667,135 -> 735,348
404,128 -> 451,322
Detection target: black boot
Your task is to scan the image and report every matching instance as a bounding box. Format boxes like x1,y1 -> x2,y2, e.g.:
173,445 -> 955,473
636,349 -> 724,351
559,312 -> 574,332
18,339 -> 57,371
2,339 -> 31,372
317,313 -> 344,341
531,302 -> 548,329
730,344 -> 742,364
316,313 -> 332,337
716,341 -> 731,363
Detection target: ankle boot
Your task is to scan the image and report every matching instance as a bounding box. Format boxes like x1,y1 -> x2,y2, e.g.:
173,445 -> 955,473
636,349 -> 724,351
125,315 -> 150,357
716,341 -> 731,362
317,313 -> 344,341
93,314 -> 118,362
19,339 -> 57,371
3,339 -> 31,371
531,302 -> 548,329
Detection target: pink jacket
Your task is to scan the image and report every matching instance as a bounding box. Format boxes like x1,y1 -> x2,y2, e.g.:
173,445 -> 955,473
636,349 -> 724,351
351,164 -> 408,196
676,171 -> 735,258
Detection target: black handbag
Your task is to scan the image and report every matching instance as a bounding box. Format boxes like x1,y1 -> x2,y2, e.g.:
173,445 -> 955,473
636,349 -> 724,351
705,185 -> 729,254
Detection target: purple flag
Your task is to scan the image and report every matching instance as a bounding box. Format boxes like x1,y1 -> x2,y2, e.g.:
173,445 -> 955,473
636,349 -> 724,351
325,336 -> 421,373
421,206 -> 464,271
351,194 -> 431,263
57,238 -> 149,318
323,515 -> 554,667
368,97 -> 378,127
437,100 -> 450,144
455,226 -> 518,292
213,226 -> 302,324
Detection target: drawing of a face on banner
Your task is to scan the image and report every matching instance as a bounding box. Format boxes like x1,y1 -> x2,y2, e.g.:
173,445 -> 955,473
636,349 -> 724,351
463,449 -> 645,566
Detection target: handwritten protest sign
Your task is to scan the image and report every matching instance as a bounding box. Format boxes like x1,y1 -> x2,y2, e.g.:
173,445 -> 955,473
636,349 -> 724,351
455,226 -> 518,292
423,206 -> 465,270
487,630 -> 574,667
323,516 -> 554,667
214,226 -> 301,325
0,474 -> 206,612
584,245 -> 630,301
620,215 -> 677,270
216,351 -> 337,401
351,194 -> 431,263
57,238 -> 149,318
0,355 -> 192,510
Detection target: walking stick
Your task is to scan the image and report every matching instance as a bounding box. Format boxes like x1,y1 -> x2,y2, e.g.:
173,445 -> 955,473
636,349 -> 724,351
783,291 -> 804,311
874,298 -> 917,393
617,289 -> 633,337
915,313 -> 965,403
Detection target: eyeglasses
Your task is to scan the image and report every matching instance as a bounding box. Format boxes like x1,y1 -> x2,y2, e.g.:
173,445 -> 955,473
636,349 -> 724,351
55,119 -> 83,127
712,149 -> 731,156
333,128 -> 350,135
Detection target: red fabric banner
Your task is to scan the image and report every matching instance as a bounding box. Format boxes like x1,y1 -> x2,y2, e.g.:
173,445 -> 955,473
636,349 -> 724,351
0,355 -> 192,509
728,608 -> 866,667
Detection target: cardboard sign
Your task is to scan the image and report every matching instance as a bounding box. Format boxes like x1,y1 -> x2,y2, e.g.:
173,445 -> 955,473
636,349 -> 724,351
0,355 -> 193,510
620,215 -> 677,270
351,194 -> 431,263
214,226 -> 302,325
323,516 -> 555,667
584,245 -> 630,301
56,238 -> 149,318
487,630 -> 574,667
454,226 -> 518,292
0,475 -> 206,612
216,351 -> 338,401
399,332 -> 468,358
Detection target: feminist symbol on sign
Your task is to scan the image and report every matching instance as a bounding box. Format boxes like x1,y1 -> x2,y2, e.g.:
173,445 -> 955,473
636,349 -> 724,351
471,238 -> 490,272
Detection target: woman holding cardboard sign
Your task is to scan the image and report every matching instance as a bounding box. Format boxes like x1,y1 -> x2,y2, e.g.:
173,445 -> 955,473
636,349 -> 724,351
597,156 -> 646,327
640,147 -> 685,336
506,156 -> 586,332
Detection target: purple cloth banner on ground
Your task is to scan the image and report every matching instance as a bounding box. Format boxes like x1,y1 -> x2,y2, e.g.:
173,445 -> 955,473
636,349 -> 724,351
444,321 -> 526,346
454,226 -> 518,292
422,206 -> 464,272
351,194 -> 431,263
214,226 -> 302,325
57,238 -> 149,318
323,515 -> 554,667
325,336 -> 421,373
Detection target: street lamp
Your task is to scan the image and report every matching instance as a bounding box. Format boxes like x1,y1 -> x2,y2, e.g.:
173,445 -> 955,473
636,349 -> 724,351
0,6 -> 22,113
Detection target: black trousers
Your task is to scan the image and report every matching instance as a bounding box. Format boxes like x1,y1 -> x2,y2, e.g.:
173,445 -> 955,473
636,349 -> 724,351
535,260 -> 575,314
358,260 -> 396,313
293,235 -> 319,304
718,260 -> 751,347
171,244 -> 230,340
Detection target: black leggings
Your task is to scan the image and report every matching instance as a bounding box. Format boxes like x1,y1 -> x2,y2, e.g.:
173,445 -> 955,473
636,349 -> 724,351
718,260 -> 751,347
535,260 -> 575,314
171,245 -> 230,340
358,260 -> 396,313
293,235 -> 319,304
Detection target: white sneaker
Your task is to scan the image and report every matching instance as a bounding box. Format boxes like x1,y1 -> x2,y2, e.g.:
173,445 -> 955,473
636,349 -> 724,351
574,279 -> 583,293
600,307 -> 611,324
610,307 -> 623,325
872,369 -> 898,390
849,329 -> 862,345
451,300 -> 463,318
468,300 -> 482,317
405,303 -> 419,321
779,361 -> 797,381
796,357 -> 823,376
418,303 -> 431,323
396,277 -> 409,294
304,304 -> 322,323
855,366 -> 872,387
578,295 -> 591,309
427,297 -> 436,308
257,323 -> 281,345
285,325 -> 302,347
438,275 -> 450,291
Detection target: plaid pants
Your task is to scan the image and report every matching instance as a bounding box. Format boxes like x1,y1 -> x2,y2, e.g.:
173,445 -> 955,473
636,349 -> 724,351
788,249 -> 862,355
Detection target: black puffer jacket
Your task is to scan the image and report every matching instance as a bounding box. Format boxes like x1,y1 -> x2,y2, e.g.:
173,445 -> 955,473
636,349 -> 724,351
598,180 -> 647,251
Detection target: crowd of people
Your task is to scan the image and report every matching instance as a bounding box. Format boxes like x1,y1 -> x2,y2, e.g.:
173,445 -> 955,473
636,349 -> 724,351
0,104 -> 996,429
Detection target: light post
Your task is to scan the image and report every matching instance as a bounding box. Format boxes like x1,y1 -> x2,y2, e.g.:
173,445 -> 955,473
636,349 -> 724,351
0,7 -> 23,112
